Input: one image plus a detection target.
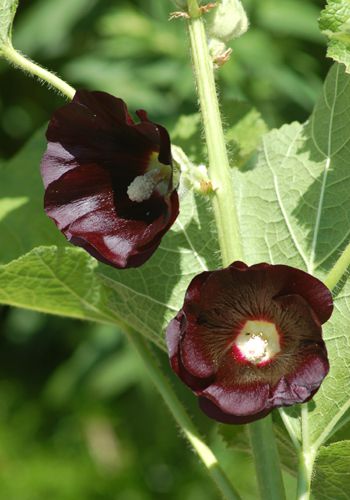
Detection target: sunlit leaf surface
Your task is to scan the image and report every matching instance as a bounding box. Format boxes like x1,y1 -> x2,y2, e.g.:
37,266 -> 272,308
312,440 -> 350,499
320,0 -> 350,73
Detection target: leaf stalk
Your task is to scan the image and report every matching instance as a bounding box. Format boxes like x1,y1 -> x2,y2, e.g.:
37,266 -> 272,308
324,240 -> 350,291
248,418 -> 286,500
186,0 -> 243,267
1,43 -> 75,100
296,406 -> 316,500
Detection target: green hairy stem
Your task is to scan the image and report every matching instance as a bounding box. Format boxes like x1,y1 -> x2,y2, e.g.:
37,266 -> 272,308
186,1 -> 286,499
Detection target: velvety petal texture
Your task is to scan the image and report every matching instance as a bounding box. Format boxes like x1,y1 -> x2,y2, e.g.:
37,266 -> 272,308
41,90 -> 179,268
166,262 -> 333,424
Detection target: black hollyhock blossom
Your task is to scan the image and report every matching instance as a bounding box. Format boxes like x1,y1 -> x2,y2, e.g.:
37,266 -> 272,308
41,90 -> 179,268
166,262 -> 333,424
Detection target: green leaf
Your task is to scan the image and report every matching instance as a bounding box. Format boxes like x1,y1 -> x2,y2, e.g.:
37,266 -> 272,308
172,102 -> 268,168
0,0 -> 18,46
304,277 -> 350,448
235,63 -> 350,278
319,0 -> 350,73
233,63 -> 350,446
312,441 -> 350,499
0,128 -> 66,265
0,246 -> 119,324
327,417 -> 350,444
219,424 -> 250,453
171,113 -> 203,165
223,101 -> 268,169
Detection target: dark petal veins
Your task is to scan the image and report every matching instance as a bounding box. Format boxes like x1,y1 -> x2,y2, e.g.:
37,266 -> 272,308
274,293 -> 323,336
198,396 -> 272,424
224,263 -> 333,325
166,261 -> 333,424
269,265 -> 333,324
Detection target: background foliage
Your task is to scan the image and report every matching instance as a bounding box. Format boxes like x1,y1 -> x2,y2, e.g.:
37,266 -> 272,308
0,0 -> 342,498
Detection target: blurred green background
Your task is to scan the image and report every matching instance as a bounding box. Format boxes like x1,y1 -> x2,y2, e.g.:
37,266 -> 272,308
0,0 -> 330,498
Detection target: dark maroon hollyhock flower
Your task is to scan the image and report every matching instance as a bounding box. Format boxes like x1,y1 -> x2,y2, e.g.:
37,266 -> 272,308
166,262 -> 333,424
41,90 -> 179,268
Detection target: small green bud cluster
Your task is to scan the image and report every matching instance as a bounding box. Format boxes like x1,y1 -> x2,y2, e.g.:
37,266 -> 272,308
206,0 -> 249,67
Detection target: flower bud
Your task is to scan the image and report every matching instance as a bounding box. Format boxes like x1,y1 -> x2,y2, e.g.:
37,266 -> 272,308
207,0 -> 249,42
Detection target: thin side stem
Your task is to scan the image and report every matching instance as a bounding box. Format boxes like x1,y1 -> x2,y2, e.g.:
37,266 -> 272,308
296,405 -> 316,500
186,0 -> 243,266
127,330 -> 242,500
186,2 -> 285,499
248,417 -> 286,500
1,44 -> 75,100
278,408 -> 300,451
324,240 -> 350,291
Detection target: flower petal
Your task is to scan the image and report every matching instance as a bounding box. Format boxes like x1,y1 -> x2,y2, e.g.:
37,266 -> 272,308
198,396 -> 271,424
41,90 -> 178,268
200,381 -> 270,417
166,313 -> 214,391
269,265 -> 333,324
272,348 -> 329,406
166,260 -> 333,424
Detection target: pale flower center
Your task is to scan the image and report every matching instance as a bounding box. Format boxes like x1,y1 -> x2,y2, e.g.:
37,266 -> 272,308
127,152 -> 171,203
234,320 -> 281,365
127,170 -> 160,202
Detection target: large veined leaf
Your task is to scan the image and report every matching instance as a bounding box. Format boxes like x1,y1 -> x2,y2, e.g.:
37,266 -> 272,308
234,63 -> 350,446
0,0 -> 17,46
306,277 -> 350,448
312,441 -> 350,499
0,246 -> 119,325
319,0 -> 350,73
235,63 -> 350,278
